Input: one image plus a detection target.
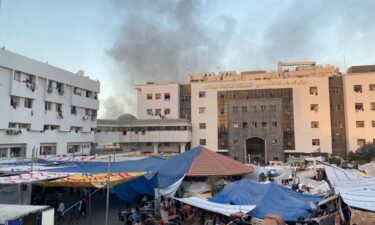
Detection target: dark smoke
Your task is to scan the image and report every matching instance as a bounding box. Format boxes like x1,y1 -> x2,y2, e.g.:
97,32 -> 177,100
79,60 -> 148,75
101,0 -> 375,118
101,0 -> 237,118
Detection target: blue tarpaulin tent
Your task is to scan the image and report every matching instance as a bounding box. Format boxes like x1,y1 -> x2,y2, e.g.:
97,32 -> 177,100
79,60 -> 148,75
46,157 -> 165,203
210,179 -> 322,221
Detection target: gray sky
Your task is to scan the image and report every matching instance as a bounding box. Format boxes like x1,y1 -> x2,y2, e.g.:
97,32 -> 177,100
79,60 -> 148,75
1,0 -> 375,118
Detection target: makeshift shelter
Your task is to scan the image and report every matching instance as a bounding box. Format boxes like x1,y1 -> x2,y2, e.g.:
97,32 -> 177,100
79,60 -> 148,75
210,179 -> 322,221
0,204 -> 53,225
156,146 -> 253,188
174,197 -> 255,216
36,172 -> 146,188
358,161 -> 375,177
325,165 -> 375,214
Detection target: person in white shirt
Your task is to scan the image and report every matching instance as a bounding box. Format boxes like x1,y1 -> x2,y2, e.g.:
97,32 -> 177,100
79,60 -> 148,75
57,201 -> 65,223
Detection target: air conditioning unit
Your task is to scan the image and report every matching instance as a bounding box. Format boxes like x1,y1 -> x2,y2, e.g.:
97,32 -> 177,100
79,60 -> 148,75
83,115 -> 89,120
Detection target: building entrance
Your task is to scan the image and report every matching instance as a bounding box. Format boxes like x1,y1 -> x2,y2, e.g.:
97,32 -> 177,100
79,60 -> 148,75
246,137 -> 265,164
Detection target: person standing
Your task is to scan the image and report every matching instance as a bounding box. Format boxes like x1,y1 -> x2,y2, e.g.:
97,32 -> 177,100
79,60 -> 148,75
56,200 -> 65,224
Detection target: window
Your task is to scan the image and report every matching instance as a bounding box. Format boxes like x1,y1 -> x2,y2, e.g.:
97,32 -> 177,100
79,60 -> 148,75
45,102 -> 52,111
199,123 -> 206,129
370,84 -> 375,91
56,104 -> 62,112
310,86 -> 318,95
242,106 -> 247,112
233,139 -> 239,144
355,103 -> 364,112
164,108 -> 170,115
199,107 -> 206,113
71,106 -> 77,115
261,122 -> 267,128
199,139 -> 206,146
10,96 -> 20,108
14,71 -> 21,81
199,91 -> 206,98
155,109 -> 161,115
232,106 -> 239,112
271,122 -> 278,127
146,109 -> 153,115
24,98 -> 32,108
311,121 -> 319,128
242,122 -> 248,128
164,93 -> 170,101
356,121 -> 365,128
261,105 -> 266,111
220,108 -> 224,115
312,139 -> 320,146
354,85 -> 362,93
251,122 -> 257,128
357,139 -> 366,148
122,131 -> 127,135
310,104 -> 318,112
270,105 -> 277,111
251,106 -> 257,111
147,94 -> 152,100
141,130 -> 146,135
155,93 -> 161,99
272,139 -> 278,145
337,105 -> 341,111
372,120 -> 375,127
182,95 -> 191,102
233,122 -> 239,128
371,102 -> 375,111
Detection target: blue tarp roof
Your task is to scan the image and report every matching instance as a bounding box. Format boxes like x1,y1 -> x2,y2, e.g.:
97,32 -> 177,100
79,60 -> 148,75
210,179 -> 322,221
46,157 -> 165,174
156,146 -> 204,188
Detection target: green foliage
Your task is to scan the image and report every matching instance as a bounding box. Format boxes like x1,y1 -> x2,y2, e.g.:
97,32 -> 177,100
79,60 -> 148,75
328,157 -> 342,166
347,143 -> 375,165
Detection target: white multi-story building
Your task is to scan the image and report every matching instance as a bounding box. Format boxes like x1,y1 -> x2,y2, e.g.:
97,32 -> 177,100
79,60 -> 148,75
343,65 -> 375,152
133,61 -> 375,162
0,49 -> 100,158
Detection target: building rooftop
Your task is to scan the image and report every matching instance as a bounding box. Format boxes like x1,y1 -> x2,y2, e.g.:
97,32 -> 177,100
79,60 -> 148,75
98,114 -> 191,126
347,65 -> 375,74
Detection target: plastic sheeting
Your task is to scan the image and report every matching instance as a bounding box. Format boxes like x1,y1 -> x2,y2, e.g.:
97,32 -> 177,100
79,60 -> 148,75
0,184 -> 31,205
0,204 -> 49,223
181,181 -> 211,193
325,165 -> 375,212
210,179 -> 322,221
0,172 -> 70,184
298,178 -> 330,195
175,197 -> 255,216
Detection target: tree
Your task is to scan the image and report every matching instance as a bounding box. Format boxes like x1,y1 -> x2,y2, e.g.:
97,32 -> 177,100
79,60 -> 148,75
347,143 -> 375,165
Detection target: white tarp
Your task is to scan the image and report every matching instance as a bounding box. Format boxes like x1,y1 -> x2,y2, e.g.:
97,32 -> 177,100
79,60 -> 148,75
181,181 -> 211,193
0,165 -> 66,173
174,197 -> 255,216
299,178 -> 330,195
359,161 -> 375,177
0,171 -> 71,184
0,204 -> 49,223
155,175 -> 185,198
245,165 -> 292,181
325,165 -> 375,212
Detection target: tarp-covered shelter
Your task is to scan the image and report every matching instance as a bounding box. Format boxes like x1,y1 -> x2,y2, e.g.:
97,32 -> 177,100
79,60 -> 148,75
210,179 -> 322,221
325,165 -> 375,212
157,146 -> 253,188
36,172 -> 146,188
0,204 -> 52,225
174,197 -> 255,216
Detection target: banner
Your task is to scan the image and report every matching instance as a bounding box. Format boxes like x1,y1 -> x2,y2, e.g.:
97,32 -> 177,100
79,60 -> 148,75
0,172 -> 70,184
37,172 -> 146,188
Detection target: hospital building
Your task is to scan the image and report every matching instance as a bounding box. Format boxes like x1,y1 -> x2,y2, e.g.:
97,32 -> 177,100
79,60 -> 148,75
96,61 -> 375,162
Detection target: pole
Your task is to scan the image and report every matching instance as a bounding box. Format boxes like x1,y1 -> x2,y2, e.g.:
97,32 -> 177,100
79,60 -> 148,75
31,147 -> 35,171
154,171 -> 160,216
89,189 -> 92,225
105,156 -> 111,225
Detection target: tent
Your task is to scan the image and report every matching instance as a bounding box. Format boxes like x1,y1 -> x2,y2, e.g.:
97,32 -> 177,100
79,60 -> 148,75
210,179 -> 322,221
156,146 -> 253,188
0,204 -> 52,225
36,172 -> 146,188
174,197 -> 255,216
324,165 -> 375,212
